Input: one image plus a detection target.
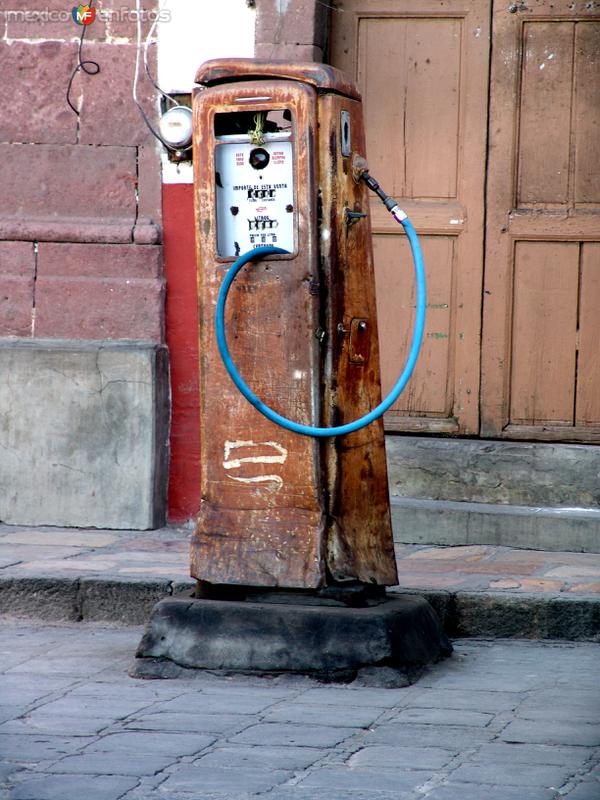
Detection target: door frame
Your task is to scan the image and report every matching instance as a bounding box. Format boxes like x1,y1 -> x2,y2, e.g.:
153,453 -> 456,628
481,0 -> 600,443
330,0 -> 491,436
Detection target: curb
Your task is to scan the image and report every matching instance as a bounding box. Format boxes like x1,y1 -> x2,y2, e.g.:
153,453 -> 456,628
1,574 -> 599,641
402,589 -> 600,642
0,575 -> 194,627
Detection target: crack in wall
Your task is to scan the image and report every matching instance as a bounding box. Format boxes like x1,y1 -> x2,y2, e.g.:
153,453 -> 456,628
31,241 -> 38,337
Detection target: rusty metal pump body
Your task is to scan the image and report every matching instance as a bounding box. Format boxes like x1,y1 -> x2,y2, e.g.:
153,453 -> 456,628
191,59 -> 397,590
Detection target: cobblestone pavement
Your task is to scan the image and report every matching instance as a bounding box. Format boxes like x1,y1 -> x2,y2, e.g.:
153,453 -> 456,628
1,620 -> 599,800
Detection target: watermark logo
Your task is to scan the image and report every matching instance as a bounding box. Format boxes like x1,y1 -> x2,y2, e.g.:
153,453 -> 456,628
1,7 -> 171,25
71,4 -> 96,25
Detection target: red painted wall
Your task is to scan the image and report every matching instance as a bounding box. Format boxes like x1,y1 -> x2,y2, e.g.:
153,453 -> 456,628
162,183 -> 201,522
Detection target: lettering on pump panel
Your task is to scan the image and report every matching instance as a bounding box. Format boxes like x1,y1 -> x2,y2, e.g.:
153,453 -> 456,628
214,110 -> 295,257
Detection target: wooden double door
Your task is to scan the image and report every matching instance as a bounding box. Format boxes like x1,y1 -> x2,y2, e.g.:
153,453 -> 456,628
331,0 -> 600,442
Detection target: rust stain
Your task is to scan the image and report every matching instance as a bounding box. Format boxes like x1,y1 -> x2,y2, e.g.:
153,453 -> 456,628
195,58 -> 361,101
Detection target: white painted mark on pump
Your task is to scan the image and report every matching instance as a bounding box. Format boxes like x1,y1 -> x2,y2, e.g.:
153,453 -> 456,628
223,440 -> 288,490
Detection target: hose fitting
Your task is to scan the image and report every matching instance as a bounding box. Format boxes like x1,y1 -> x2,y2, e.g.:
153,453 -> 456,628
360,171 -> 407,222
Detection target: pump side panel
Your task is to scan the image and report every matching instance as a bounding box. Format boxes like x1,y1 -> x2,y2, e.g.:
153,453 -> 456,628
191,81 -> 325,588
318,94 -> 398,586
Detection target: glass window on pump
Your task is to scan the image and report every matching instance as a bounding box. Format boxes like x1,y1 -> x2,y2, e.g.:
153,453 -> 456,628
213,109 -> 296,258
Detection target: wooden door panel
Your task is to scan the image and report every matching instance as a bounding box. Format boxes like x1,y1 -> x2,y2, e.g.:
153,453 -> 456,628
517,22 -> 574,205
574,23 -> 600,203
375,235 -> 454,419
482,3 -> 600,443
510,241 -> 579,425
358,17 -> 462,199
577,244 -> 600,424
331,0 -> 490,435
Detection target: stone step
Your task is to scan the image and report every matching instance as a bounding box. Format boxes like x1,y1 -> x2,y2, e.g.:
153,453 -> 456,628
391,498 -> 600,553
387,436 -> 600,553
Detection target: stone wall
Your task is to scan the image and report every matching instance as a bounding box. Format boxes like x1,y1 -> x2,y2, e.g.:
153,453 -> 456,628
0,1 -> 163,339
0,339 -> 169,529
0,0 -> 332,528
0,3 -> 167,528
255,0 -> 330,62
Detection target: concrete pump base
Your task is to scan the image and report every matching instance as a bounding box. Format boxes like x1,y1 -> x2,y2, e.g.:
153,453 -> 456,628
132,593 -> 452,683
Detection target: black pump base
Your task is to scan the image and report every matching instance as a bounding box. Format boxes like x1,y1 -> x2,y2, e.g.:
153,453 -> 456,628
132,591 -> 452,684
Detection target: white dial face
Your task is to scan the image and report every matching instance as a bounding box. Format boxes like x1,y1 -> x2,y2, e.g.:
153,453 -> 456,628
215,134 -> 295,258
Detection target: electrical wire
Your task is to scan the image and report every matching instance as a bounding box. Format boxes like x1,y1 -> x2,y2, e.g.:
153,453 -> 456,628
215,188 -> 427,438
133,0 -> 192,151
143,3 -> 176,106
133,0 -> 169,147
66,0 -> 100,115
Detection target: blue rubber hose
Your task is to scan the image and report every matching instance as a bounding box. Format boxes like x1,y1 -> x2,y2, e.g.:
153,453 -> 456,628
215,215 -> 426,438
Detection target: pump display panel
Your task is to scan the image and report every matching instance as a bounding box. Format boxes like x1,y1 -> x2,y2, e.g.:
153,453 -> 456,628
214,113 -> 295,258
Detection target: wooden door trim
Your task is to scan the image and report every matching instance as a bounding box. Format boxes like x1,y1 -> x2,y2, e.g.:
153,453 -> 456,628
369,202 -> 467,236
385,416 -> 460,434
480,3 -> 520,437
503,425 -> 600,444
481,0 -> 600,440
331,0 -> 491,436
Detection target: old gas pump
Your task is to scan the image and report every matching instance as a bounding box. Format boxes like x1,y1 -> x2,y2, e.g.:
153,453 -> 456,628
135,59 -> 450,679
191,58 -> 426,591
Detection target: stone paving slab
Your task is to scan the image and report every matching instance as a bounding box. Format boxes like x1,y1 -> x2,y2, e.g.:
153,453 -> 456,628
0,524 -> 600,639
0,621 -> 599,800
